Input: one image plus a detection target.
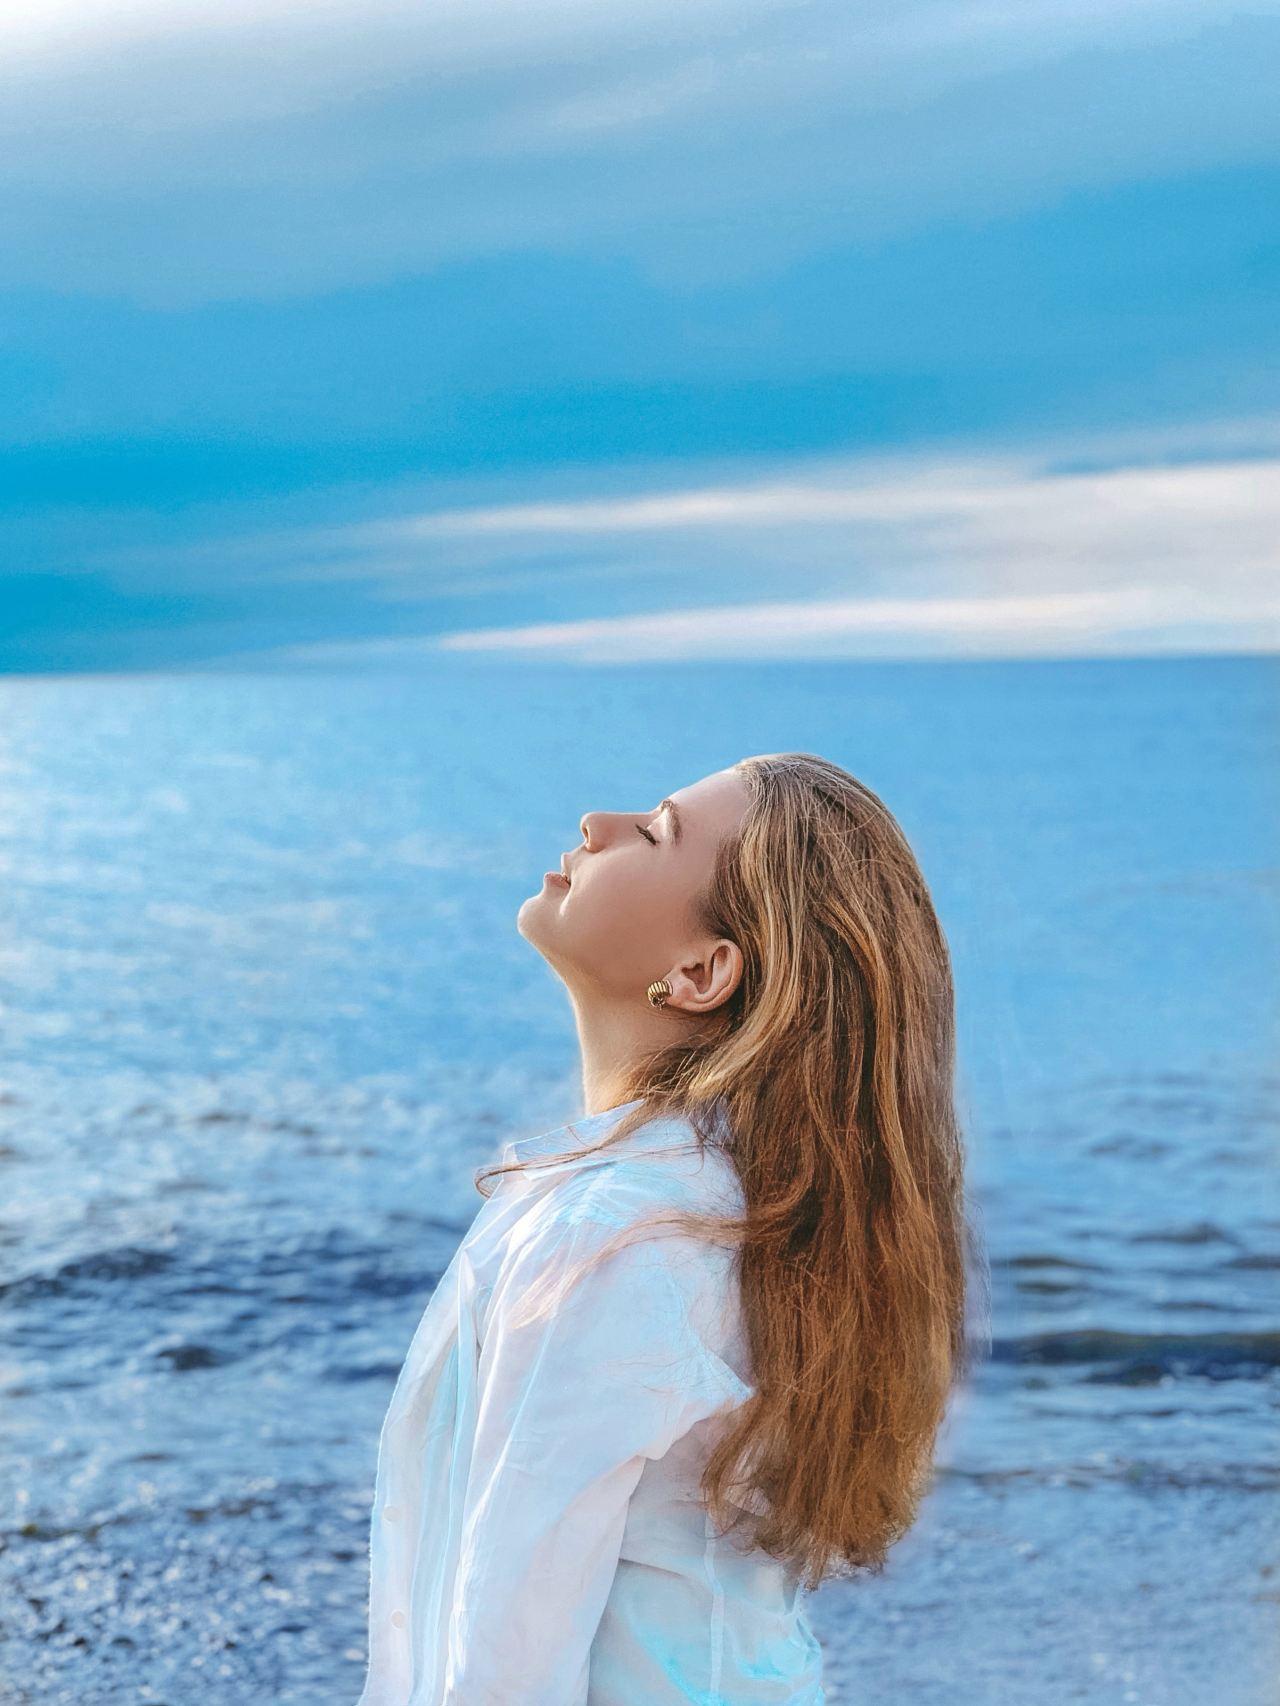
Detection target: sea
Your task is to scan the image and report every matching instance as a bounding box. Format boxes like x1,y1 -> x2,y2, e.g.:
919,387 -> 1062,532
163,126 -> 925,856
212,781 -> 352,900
0,653 -> 1275,1705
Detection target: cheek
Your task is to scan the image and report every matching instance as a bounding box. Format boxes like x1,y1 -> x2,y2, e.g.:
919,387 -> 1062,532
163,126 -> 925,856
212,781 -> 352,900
574,867 -> 672,949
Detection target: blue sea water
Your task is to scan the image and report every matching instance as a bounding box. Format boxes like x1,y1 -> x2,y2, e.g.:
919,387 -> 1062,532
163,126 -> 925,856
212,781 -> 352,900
0,654 -> 1276,1705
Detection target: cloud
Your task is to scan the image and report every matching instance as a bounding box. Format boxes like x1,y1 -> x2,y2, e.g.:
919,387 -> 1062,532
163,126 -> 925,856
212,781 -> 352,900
1,0 -> 1274,305
251,584 -> 1275,666
190,426 -> 1280,665
362,451 -> 1269,542
4,5 -> 1275,674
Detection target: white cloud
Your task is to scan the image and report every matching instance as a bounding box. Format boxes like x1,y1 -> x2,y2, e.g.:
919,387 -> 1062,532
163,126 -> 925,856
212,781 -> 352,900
364,453 -> 1271,542
231,581 -> 1278,666
1,0 -> 1271,304
194,424 -> 1280,665
429,584 -> 1274,656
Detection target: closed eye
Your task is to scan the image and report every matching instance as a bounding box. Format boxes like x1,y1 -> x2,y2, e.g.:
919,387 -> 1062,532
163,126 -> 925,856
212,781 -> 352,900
635,822 -> 658,845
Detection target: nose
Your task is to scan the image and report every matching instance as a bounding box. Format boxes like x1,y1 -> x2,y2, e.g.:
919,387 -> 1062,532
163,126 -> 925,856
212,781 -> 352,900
578,810 -> 615,848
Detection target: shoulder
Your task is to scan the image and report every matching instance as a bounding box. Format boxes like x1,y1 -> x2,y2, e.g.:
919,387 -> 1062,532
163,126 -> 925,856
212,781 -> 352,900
522,1130 -> 742,1244
498,1149 -> 742,1333
472,1110 -> 745,1305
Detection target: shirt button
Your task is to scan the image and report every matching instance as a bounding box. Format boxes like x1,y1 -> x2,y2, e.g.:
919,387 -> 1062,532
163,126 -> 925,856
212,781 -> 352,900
383,1504 -> 402,1522
390,1610 -> 407,1629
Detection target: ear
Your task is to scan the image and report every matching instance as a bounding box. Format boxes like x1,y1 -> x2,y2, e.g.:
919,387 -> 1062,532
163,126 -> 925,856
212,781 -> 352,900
663,938 -> 743,1014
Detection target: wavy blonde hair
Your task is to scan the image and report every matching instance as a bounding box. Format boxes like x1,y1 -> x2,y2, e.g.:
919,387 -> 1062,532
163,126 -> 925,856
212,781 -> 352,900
476,750 -> 984,1591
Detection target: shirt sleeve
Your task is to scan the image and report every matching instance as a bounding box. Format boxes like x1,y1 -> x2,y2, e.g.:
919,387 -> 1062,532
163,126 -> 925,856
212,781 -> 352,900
440,1192 -> 750,1706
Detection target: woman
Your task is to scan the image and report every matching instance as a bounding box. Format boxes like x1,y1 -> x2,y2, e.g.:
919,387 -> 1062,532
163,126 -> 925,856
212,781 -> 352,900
357,751 -> 977,1706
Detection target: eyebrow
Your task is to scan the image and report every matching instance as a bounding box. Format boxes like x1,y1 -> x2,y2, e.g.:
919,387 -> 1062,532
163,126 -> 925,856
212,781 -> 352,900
658,798 -> 683,845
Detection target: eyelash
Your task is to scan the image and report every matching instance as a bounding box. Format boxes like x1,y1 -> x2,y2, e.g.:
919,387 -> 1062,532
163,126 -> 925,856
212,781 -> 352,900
635,823 -> 658,845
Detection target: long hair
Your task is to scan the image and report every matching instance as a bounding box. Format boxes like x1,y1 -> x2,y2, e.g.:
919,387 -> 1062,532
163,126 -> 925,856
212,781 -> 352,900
475,751 -> 985,1592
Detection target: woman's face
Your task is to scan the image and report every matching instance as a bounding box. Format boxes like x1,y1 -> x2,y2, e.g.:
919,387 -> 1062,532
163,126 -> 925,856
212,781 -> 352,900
517,766 -> 750,1009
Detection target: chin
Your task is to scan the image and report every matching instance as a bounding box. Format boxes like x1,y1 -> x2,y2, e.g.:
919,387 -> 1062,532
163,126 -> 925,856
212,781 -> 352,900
515,893 -> 550,942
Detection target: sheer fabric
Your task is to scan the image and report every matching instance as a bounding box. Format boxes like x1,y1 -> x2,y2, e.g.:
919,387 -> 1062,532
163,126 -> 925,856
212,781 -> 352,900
356,1098 -> 826,1706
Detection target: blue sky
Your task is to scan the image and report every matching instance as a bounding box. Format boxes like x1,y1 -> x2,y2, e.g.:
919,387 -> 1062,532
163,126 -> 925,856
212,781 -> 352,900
3,0 -> 1278,673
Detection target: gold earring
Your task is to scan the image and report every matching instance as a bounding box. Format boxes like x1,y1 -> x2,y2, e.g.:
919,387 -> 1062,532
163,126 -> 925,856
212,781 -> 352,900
646,978 -> 672,1009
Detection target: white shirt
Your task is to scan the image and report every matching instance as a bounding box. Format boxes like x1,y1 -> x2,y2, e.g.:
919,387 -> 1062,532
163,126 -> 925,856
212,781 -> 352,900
356,1097 -> 827,1706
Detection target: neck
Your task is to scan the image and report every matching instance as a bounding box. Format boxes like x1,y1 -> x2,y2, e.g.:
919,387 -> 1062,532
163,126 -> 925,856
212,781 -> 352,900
569,992 -> 680,1115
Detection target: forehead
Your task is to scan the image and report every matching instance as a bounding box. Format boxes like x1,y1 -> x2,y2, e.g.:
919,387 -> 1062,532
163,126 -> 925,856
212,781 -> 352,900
668,768 -> 749,839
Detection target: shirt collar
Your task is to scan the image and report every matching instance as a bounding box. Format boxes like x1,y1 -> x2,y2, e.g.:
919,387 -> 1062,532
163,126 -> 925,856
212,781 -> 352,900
501,1097 -> 704,1170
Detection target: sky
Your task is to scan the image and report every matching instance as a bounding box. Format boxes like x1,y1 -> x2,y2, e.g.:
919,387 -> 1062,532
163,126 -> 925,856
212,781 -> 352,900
3,0 -> 1278,673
